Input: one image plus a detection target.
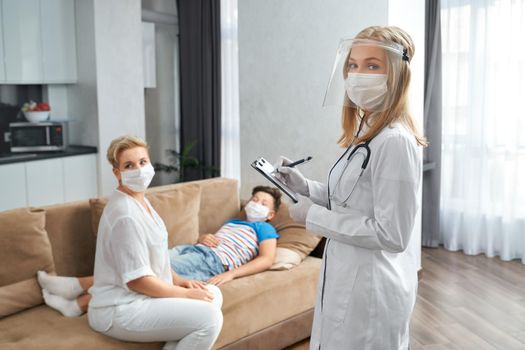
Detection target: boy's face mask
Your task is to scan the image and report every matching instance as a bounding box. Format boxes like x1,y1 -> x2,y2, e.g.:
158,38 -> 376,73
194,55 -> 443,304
245,201 -> 270,222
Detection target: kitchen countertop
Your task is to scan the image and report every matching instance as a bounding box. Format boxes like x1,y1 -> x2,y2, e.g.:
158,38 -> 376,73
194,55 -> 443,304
0,145 -> 97,165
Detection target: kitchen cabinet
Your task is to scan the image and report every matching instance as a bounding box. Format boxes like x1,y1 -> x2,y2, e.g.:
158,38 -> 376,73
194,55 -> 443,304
0,4 -> 5,81
26,158 -> 64,207
0,162 -> 27,211
40,0 -> 77,83
0,154 -> 98,211
2,0 -> 43,83
63,153 -> 98,202
0,0 -> 77,84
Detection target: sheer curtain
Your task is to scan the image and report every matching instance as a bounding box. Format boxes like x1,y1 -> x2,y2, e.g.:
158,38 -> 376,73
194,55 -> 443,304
440,0 -> 525,263
220,0 -> 241,183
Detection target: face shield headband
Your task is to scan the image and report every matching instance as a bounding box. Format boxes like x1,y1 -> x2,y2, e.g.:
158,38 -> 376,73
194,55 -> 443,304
322,38 -> 408,111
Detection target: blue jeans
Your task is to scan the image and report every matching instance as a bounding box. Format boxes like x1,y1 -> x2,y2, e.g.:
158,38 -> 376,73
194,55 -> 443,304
169,244 -> 225,281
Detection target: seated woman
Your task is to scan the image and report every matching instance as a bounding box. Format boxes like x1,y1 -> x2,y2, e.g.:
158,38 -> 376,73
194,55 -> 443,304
37,186 -> 281,318
73,135 -> 223,350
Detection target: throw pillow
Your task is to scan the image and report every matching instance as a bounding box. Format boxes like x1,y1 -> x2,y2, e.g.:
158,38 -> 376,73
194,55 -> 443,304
89,185 -> 201,248
147,186 -> 201,248
0,208 -> 54,317
270,202 -> 322,266
270,247 -> 303,270
89,197 -> 106,237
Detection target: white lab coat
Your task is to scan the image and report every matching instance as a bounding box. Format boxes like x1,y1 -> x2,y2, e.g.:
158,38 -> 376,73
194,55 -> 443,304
306,122 -> 421,350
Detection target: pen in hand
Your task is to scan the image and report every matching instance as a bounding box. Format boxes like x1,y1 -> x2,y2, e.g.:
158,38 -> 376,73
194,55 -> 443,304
285,156 -> 313,168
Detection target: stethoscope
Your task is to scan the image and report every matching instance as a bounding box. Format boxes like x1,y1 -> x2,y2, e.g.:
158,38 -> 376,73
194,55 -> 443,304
327,116 -> 372,210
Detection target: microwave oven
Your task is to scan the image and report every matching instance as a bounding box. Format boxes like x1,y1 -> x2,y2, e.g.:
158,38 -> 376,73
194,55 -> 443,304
9,122 -> 67,152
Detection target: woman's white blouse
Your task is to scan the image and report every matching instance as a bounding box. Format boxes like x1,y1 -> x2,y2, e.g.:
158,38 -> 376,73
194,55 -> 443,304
89,190 -> 172,309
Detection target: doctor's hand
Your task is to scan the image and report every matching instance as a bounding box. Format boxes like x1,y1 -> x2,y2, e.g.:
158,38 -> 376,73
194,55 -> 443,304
289,196 -> 314,225
274,156 -> 310,196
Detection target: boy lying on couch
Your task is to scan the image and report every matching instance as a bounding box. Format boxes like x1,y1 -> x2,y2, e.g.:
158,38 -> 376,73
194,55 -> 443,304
37,185 -> 282,317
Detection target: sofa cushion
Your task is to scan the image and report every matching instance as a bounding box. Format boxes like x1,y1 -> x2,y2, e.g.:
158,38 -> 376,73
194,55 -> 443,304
146,178 -> 240,235
89,198 -> 105,237
0,258 -> 321,349
0,208 -> 54,317
196,178 -> 240,234
44,201 -> 96,277
147,186 -> 202,248
0,306 -> 162,350
89,185 -> 202,248
215,256 -> 322,349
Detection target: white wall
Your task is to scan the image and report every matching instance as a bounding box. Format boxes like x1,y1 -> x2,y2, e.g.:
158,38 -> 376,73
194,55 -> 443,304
142,1 -> 180,186
56,0 -> 99,148
53,0 -> 145,196
238,0 -> 388,199
93,0 -> 145,195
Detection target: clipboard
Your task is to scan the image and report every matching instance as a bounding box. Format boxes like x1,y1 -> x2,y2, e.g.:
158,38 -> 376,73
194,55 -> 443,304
250,157 -> 298,203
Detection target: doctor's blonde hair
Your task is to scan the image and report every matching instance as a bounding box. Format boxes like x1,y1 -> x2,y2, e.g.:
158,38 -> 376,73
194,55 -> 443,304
338,26 -> 427,148
107,135 -> 150,168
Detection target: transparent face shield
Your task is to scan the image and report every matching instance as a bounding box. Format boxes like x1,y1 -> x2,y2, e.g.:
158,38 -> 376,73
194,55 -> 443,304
323,38 -> 408,112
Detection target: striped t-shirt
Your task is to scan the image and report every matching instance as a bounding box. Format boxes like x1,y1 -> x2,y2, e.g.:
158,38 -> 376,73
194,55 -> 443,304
209,220 -> 279,270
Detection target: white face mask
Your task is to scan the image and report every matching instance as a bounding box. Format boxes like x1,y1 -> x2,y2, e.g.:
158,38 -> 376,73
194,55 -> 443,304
344,73 -> 388,111
121,163 -> 155,192
244,201 -> 270,222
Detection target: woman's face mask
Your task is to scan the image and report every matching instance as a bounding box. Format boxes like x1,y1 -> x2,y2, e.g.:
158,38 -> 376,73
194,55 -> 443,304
121,163 -> 155,193
344,73 -> 388,111
244,201 -> 270,222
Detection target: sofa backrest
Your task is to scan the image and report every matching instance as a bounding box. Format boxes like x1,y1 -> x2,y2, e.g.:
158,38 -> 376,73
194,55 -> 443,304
147,177 -> 240,235
44,177 -> 239,277
44,201 -> 94,277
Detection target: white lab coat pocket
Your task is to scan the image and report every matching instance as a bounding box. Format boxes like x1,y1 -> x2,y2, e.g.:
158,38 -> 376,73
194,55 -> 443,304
323,250 -> 361,325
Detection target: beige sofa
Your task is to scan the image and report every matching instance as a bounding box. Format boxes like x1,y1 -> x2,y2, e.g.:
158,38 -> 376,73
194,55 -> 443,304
0,177 -> 322,349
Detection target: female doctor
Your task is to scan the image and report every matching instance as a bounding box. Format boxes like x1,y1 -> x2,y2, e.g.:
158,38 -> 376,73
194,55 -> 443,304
277,26 -> 426,349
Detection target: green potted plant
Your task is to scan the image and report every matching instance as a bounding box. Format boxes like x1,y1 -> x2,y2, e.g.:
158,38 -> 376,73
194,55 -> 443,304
153,141 -> 219,183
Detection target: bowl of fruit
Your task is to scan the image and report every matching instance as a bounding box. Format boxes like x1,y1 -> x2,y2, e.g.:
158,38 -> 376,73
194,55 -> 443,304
21,101 -> 51,123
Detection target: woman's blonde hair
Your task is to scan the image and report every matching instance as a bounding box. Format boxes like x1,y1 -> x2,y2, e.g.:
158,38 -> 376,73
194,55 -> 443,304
338,26 -> 427,147
106,135 -> 149,168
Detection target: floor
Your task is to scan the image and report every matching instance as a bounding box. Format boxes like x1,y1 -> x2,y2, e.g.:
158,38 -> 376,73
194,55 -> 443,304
286,247 -> 525,350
